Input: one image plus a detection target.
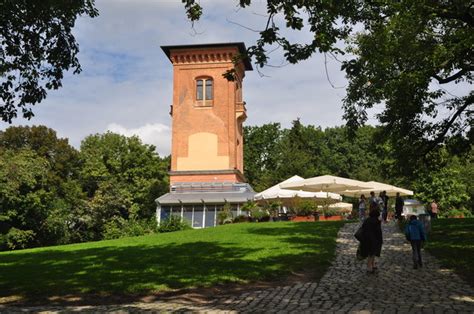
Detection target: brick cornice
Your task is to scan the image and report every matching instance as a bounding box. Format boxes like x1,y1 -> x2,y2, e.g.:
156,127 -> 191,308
170,50 -> 236,66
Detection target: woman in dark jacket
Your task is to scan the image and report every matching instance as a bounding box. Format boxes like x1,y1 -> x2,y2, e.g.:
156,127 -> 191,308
360,209 -> 383,273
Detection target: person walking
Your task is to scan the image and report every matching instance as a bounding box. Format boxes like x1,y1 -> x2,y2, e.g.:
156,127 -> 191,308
395,192 -> 404,220
368,191 -> 378,212
358,194 -> 366,222
405,215 -> 426,269
360,209 -> 383,274
381,191 -> 389,222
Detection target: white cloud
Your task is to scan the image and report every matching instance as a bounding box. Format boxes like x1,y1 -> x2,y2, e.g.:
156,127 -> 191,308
106,123 -> 171,156
1,0 -> 360,151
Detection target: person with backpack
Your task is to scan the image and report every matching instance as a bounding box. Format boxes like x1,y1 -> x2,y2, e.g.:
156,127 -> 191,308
405,215 -> 426,269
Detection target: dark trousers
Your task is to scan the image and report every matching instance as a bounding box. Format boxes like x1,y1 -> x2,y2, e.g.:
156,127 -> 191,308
395,209 -> 402,220
410,240 -> 423,265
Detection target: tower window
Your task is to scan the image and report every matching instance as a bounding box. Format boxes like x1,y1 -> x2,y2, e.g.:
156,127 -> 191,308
205,79 -> 213,100
196,80 -> 203,100
196,78 -> 213,103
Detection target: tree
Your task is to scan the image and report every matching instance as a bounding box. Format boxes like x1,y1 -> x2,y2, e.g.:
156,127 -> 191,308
184,0 -> 472,166
0,0 -> 98,122
0,126 -> 85,249
0,148 -> 52,249
243,123 -> 282,191
321,126 -> 384,181
275,119 -> 326,180
0,125 -> 81,185
79,132 -> 169,239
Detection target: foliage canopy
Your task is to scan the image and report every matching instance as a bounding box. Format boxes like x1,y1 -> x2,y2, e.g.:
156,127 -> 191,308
0,0 -> 98,122
184,0 -> 473,165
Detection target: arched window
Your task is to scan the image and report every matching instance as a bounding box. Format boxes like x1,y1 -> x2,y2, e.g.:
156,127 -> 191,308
196,77 -> 213,105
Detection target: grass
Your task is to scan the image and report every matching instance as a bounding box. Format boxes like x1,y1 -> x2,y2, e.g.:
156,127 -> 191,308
425,218 -> 474,287
0,221 -> 343,304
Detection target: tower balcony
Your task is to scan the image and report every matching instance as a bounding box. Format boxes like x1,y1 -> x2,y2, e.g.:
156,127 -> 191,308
236,101 -> 247,121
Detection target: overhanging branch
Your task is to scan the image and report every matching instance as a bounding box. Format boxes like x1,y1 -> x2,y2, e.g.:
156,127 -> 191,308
424,94 -> 473,154
433,68 -> 472,84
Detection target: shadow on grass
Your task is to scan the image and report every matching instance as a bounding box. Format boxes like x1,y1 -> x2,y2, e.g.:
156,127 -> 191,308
244,221 -> 344,275
425,218 -> 474,287
0,221 -> 344,306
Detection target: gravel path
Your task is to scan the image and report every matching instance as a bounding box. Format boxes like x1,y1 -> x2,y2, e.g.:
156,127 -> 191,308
4,221 -> 474,313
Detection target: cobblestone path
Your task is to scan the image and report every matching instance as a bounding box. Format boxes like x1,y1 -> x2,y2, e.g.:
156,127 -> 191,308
5,222 -> 474,313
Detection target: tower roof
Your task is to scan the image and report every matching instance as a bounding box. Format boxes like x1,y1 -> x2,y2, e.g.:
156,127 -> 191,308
161,42 -> 253,71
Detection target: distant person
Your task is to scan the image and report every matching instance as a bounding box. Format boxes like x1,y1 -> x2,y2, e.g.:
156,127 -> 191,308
405,215 -> 426,269
369,191 -> 379,212
360,209 -> 383,274
395,192 -> 404,220
358,194 -> 367,222
430,200 -> 439,218
381,191 -> 389,222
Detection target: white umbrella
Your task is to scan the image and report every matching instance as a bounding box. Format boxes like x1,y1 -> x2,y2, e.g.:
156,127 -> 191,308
328,202 -> 354,211
280,175 -> 375,193
317,202 -> 354,214
341,181 -> 413,197
254,175 -> 342,205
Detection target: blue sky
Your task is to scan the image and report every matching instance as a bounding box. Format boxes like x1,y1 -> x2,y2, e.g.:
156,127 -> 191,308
2,0 -> 376,156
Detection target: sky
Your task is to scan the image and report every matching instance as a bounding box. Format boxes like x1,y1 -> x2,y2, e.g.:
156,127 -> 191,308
2,0 -> 382,157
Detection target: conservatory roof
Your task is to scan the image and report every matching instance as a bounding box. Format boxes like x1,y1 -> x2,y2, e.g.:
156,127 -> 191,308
156,182 -> 255,205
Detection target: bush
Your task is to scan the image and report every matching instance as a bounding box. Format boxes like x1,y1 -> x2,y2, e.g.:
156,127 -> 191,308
442,208 -> 472,218
1,228 -> 36,250
158,215 -> 191,233
217,203 -> 233,225
103,216 -> 157,239
322,208 -> 340,217
263,201 -> 282,218
249,208 -> 270,222
240,201 -> 270,222
292,199 -> 316,216
233,215 -> 250,223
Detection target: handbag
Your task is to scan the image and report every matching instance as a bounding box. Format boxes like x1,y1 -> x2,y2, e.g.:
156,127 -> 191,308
356,243 -> 365,260
354,225 -> 364,242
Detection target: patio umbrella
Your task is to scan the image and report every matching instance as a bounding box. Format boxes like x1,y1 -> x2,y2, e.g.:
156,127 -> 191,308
328,202 -> 354,211
317,202 -> 354,214
280,175 -> 375,193
254,175 -> 342,206
341,181 -> 413,197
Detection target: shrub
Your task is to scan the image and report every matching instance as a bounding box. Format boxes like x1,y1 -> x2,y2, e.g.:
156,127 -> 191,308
1,228 -> 36,250
322,208 -> 340,217
158,215 -> 191,233
292,199 -> 316,216
217,203 -> 234,225
240,201 -> 269,222
233,215 -> 250,223
263,201 -> 282,218
443,208 -> 472,218
104,216 -> 157,239
251,209 -> 270,222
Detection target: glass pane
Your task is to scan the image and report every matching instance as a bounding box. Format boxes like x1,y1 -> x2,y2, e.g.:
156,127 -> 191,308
231,204 -> 239,219
160,206 -> 170,221
193,205 -> 204,228
196,80 -> 203,100
205,80 -> 213,100
182,206 -> 193,225
204,206 -> 216,227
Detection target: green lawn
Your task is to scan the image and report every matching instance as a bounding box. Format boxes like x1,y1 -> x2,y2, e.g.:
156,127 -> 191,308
0,221 -> 343,304
425,218 -> 474,287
